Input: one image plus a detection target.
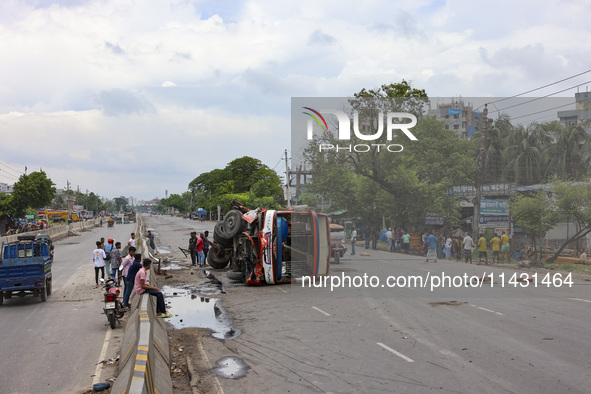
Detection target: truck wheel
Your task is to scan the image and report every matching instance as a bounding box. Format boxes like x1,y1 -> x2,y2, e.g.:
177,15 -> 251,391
0,292 -> 3,305
213,223 -> 233,247
40,282 -> 47,302
5,291 -> 12,299
207,249 -> 230,269
222,210 -> 244,238
47,279 -> 52,296
108,312 -> 116,329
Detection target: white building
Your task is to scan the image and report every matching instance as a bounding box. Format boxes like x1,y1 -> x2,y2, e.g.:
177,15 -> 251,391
0,182 -> 13,194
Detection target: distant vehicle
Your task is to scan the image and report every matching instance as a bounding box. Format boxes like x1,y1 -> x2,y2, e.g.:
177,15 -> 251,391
207,200 -> 331,285
0,235 -> 53,304
329,223 -> 347,264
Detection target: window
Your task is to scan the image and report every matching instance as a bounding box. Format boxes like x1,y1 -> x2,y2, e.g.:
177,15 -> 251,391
445,125 -> 449,129
454,124 -> 459,129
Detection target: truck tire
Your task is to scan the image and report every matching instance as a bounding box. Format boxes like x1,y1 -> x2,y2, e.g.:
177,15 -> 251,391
47,279 -> 52,296
0,292 -> 3,305
213,223 -> 233,247
207,249 -> 230,269
222,210 -> 244,238
40,282 -> 47,302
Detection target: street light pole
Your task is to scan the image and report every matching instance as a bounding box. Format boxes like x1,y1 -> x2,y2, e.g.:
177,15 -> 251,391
474,104 -> 488,239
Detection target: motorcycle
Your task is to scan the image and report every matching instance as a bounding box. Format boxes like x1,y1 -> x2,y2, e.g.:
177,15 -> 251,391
100,278 -> 125,329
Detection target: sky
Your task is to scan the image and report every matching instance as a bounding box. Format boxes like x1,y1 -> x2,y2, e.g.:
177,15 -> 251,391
0,0 -> 590,201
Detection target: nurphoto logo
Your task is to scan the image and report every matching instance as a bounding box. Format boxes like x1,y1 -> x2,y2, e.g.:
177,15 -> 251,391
302,107 -> 418,152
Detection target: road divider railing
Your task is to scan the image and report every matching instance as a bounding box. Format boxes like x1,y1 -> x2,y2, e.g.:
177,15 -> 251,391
0,218 -> 100,244
111,215 -> 173,394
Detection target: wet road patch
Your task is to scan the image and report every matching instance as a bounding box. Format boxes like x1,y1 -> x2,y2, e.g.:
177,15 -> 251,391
213,356 -> 249,379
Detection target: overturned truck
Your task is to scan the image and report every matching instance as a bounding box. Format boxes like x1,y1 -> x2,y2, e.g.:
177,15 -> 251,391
207,200 -> 331,285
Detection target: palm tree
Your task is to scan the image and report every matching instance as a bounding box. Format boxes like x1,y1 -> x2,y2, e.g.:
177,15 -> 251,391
546,121 -> 591,180
502,123 -> 551,186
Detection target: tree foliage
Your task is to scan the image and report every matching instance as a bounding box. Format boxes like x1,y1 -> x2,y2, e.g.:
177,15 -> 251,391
4,171 -> 56,217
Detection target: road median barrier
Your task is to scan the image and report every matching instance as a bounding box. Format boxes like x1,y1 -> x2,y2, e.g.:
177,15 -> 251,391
111,215 -> 173,394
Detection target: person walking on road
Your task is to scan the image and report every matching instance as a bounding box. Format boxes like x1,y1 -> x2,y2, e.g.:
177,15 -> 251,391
93,241 -> 107,288
147,230 -> 157,254
463,234 -> 475,264
425,231 -> 438,262
443,235 -> 452,259
189,231 -> 198,266
402,231 -> 410,254
135,259 -> 172,318
123,253 -> 143,309
478,233 -> 488,265
350,228 -> 357,256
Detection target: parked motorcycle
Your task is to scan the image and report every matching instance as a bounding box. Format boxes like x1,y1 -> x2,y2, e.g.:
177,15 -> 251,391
100,278 -> 124,328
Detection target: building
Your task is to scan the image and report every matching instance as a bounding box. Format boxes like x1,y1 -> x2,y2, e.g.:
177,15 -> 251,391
127,196 -> 137,206
0,182 -> 13,194
557,91 -> 591,133
428,98 -> 479,139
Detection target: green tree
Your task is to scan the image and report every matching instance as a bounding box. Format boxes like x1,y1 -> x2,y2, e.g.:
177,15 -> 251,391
113,197 -> 127,211
511,191 -> 559,263
546,122 -> 591,180
502,124 -> 551,185
9,171 -> 56,217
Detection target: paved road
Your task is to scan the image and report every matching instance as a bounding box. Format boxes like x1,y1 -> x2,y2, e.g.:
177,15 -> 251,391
0,222 -> 136,393
146,215 -> 591,393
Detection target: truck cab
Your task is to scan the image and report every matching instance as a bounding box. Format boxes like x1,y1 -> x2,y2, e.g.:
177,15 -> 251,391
0,235 -> 53,304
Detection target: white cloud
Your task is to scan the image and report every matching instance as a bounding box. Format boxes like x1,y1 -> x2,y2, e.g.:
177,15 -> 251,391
0,0 -> 590,199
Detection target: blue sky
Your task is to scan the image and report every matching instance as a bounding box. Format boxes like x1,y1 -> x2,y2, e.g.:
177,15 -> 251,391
0,0 -> 589,200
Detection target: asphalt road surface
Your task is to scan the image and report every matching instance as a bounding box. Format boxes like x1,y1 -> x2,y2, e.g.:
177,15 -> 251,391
148,214 -> 591,394
0,222 -> 136,393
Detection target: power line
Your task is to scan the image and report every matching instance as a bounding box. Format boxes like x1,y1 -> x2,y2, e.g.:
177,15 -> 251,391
510,101 -> 581,121
487,69 -> 591,105
0,160 -> 24,177
490,80 -> 591,114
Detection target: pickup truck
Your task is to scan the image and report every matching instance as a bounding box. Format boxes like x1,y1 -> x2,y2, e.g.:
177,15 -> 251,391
0,235 -> 53,305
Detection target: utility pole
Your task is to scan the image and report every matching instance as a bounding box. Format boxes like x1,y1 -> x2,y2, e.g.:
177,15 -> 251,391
474,104 -> 488,238
284,149 -> 292,208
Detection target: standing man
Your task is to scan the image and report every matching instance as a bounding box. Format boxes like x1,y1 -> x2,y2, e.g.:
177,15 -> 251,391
93,241 -> 107,288
443,235 -> 452,260
463,233 -> 475,264
386,228 -> 393,252
490,233 -> 501,264
120,246 -> 136,299
104,238 -> 115,279
500,231 -> 510,263
203,230 -> 210,260
402,231 -> 410,254
123,253 -> 142,309
350,228 -> 357,256
425,231 -> 438,262
189,231 -> 197,266
478,233 -> 488,265
110,242 -> 122,285
128,233 -> 136,248
135,259 -> 172,318
147,230 -> 157,254
197,233 -> 205,267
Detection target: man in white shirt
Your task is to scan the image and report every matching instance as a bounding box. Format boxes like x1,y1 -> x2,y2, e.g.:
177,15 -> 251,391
462,234 -> 474,264
386,228 -> 393,252
92,240 -> 107,287
351,229 -> 357,256
128,233 -> 136,248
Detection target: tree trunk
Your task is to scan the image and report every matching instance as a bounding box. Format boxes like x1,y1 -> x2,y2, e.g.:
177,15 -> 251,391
545,228 -> 591,264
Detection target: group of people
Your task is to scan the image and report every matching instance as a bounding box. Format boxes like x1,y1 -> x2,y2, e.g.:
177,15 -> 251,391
421,230 -> 511,265
188,231 -> 210,267
91,231 -> 171,318
385,228 -> 412,254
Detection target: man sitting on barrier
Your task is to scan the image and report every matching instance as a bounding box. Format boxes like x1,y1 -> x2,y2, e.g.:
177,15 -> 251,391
135,259 -> 172,318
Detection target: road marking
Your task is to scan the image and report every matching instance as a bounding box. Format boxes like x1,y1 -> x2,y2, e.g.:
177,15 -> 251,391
197,338 -> 225,394
470,304 -> 504,316
377,342 -> 415,363
311,306 -> 331,316
569,297 -> 591,304
277,287 -> 288,293
92,327 -> 112,385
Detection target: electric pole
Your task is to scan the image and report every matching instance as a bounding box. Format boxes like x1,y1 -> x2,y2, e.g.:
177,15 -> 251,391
474,103 -> 488,238
284,149 -> 291,208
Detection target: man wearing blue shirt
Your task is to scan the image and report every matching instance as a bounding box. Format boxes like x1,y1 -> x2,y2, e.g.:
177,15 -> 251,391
123,253 -> 143,308
425,231 -> 438,263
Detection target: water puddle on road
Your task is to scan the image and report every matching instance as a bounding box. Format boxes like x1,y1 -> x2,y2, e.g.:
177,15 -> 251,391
163,276 -> 238,339
213,356 -> 249,379
160,260 -> 184,271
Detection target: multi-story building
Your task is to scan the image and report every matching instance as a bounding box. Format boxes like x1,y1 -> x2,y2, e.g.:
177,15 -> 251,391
557,91 -> 591,132
428,98 -> 477,139
0,182 -> 13,194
